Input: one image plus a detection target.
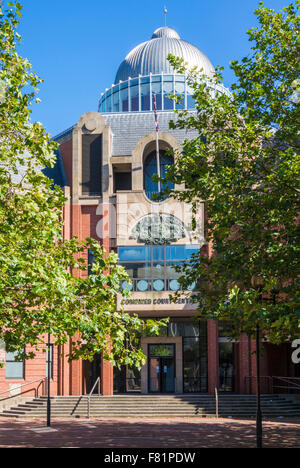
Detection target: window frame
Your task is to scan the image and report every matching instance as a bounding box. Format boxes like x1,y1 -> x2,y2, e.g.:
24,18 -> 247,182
119,244 -> 198,292
5,350 -> 25,380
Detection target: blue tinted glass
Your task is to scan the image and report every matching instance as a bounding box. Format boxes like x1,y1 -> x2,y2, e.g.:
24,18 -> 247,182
119,246 -> 150,262
131,85 -> 139,111
175,79 -> 185,109
166,245 -> 198,260
144,152 -> 174,198
152,76 -> 161,82
187,94 -> 195,109
106,95 -> 112,112
112,90 -> 119,112
141,76 -> 150,84
152,82 -> 162,110
163,80 -> 174,110
187,84 -> 195,109
120,87 -> 128,112
185,245 -> 199,259
153,246 -> 164,261
141,83 -> 150,110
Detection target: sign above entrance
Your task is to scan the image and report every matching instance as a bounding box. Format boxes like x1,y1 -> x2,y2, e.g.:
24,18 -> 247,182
117,291 -> 198,311
149,344 -> 174,357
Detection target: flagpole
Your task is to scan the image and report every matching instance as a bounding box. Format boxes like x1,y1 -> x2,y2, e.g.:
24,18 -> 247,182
153,93 -> 161,193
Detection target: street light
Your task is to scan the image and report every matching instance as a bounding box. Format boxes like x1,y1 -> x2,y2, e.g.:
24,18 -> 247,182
47,333 -> 51,427
251,275 -> 265,449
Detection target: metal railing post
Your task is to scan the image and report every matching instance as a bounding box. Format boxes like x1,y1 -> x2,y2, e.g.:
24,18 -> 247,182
87,377 -> 101,419
214,378 -> 219,418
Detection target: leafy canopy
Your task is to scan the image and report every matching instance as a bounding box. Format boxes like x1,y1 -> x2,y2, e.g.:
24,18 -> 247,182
0,1 -> 165,366
164,1 -> 300,342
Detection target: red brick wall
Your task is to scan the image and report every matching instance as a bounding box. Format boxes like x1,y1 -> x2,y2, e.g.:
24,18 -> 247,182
0,338 -> 68,398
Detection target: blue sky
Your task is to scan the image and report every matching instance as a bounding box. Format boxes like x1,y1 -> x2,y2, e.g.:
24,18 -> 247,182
16,0 -> 289,137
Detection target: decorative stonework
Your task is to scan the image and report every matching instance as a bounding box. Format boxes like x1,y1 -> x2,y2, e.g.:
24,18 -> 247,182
130,213 -> 186,244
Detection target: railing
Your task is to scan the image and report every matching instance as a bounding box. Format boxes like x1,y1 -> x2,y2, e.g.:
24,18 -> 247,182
215,384 -> 219,419
121,278 -> 196,293
87,376 -> 101,419
0,378 -> 47,401
245,376 -> 300,394
272,376 -> 300,394
245,376 -> 273,394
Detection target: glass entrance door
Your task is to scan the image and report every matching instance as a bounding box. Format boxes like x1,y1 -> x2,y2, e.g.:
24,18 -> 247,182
148,344 -> 175,393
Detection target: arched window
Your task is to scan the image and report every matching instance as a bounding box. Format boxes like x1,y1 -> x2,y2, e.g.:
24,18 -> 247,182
144,150 -> 174,200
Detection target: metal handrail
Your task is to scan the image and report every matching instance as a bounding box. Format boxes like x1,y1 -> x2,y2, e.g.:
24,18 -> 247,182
87,376 -> 101,419
215,385 -> 219,419
272,376 -> 300,392
244,375 -> 273,394
0,377 -> 47,400
214,378 -> 219,418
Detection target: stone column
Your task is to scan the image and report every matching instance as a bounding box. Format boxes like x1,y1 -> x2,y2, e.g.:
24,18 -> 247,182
238,334 -> 251,394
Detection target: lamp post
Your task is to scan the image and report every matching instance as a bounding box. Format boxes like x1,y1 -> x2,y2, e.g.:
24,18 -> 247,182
255,322 -> 262,448
47,332 -> 51,427
251,275 -> 264,449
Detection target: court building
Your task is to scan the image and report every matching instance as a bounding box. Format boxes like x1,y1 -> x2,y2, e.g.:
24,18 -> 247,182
0,25 -> 298,401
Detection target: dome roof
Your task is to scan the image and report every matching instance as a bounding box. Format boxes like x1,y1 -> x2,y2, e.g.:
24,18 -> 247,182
114,27 -> 215,84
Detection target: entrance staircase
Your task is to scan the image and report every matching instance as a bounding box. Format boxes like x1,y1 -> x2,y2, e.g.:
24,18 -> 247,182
1,394 -> 300,419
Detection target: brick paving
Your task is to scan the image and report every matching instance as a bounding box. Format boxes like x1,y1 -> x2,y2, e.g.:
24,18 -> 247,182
0,416 -> 299,448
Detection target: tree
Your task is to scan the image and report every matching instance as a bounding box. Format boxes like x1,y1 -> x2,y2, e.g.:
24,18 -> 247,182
0,1 -> 164,368
164,0 -> 299,448
165,0 -> 299,345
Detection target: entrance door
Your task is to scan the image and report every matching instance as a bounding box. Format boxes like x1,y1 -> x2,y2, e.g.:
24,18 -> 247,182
90,354 -> 102,393
148,344 -> 175,393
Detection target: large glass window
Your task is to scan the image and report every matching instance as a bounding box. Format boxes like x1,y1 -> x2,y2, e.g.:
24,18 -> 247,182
130,80 -> 139,111
159,319 -> 207,393
186,83 -> 195,109
175,76 -> 185,110
152,77 -> 162,110
5,351 -> 24,379
119,246 -> 151,262
141,79 -> 150,111
219,342 -> 235,392
144,150 -> 174,200
163,76 -> 174,110
98,74 -> 207,113
119,244 -> 198,292
106,92 -> 112,112
120,84 -> 129,112
112,88 -> 120,112
99,98 -> 105,113
218,321 -> 235,392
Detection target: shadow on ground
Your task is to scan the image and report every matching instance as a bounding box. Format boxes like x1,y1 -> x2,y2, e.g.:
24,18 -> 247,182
0,417 -> 299,448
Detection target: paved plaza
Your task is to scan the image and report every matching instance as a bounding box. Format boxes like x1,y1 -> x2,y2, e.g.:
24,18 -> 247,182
0,416 -> 299,448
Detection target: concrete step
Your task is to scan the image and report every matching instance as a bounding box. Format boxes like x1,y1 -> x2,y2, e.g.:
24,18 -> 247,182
2,394 -> 300,418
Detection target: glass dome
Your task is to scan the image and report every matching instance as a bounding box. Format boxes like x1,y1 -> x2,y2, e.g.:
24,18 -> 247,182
98,27 -> 231,114
98,73 -> 230,113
